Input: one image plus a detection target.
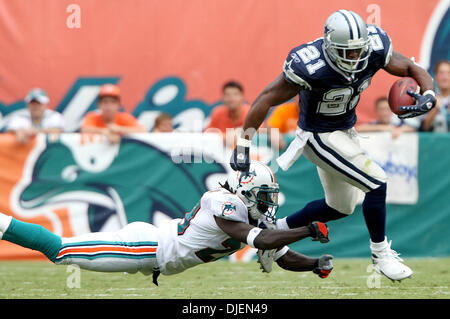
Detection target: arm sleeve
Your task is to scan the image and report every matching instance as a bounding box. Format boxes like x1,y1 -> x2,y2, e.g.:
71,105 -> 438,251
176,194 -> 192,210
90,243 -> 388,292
368,25 -> 393,68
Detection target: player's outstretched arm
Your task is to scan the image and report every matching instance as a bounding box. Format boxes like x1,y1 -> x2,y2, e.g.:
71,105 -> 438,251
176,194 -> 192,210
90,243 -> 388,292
241,74 -> 299,140
230,74 -> 299,172
213,216 -> 328,250
276,249 -> 317,271
277,250 -> 334,278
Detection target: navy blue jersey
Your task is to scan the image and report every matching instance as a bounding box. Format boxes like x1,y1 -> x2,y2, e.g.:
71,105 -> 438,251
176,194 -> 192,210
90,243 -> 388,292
282,25 -> 393,132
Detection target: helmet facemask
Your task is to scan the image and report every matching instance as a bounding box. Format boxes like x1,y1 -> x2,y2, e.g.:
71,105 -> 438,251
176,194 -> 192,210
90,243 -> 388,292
325,37 -> 372,73
243,184 -> 279,223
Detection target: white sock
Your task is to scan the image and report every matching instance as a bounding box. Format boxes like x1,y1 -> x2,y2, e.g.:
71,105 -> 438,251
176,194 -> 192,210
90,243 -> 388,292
0,212 -> 13,237
370,237 -> 388,251
276,217 -> 290,230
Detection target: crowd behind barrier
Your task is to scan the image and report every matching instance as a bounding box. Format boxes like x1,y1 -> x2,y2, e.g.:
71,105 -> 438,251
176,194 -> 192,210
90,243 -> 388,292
3,60 -> 450,150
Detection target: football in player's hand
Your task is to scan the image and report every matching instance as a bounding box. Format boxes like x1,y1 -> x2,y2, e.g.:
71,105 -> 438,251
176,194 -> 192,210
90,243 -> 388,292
388,77 -> 420,115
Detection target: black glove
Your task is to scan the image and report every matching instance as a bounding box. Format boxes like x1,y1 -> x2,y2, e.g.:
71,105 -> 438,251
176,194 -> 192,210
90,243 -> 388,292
398,90 -> 436,119
230,137 -> 251,172
313,254 -> 334,279
308,221 -> 330,243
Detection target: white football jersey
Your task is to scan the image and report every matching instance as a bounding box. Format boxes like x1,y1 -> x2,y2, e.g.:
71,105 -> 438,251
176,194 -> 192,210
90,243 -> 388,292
155,188 -> 249,275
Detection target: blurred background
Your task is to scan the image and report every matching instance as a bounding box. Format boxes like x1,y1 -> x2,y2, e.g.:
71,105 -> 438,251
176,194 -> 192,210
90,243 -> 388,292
0,0 -> 448,261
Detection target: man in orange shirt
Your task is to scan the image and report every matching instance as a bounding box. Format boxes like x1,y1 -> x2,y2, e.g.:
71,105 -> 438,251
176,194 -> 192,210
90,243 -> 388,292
81,84 -> 146,143
205,81 -> 250,148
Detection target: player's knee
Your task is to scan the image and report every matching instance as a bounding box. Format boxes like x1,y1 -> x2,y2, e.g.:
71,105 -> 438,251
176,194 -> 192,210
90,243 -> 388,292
325,196 -> 357,215
362,157 -> 387,185
333,203 -> 357,215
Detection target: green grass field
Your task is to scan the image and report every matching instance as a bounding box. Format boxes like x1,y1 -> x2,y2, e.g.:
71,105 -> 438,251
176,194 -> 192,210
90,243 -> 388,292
0,258 -> 449,299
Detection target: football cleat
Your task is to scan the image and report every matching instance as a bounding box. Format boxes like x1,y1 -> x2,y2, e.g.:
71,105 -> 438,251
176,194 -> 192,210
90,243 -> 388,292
371,240 -> 413,282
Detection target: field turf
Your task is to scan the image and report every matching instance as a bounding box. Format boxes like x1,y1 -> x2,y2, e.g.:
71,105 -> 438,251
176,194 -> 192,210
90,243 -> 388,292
0,258 -> 449,299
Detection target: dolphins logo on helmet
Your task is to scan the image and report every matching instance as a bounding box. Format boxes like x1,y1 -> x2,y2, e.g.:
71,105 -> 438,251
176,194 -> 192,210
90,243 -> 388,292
226,161 -> 279,223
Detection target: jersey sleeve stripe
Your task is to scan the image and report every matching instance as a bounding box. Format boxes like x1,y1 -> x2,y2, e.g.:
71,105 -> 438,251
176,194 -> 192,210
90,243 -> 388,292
384,36 -> 393,67
177,202 -> 201,235
283,61 -> 312,90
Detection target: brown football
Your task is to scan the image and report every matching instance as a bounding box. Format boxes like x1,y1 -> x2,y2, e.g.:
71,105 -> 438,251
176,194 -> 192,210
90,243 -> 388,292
388,77 -> 420,115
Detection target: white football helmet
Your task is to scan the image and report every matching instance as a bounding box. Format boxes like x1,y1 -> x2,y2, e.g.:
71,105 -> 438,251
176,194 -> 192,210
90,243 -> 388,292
323,10 -> 372,73
226,161 -> 279,222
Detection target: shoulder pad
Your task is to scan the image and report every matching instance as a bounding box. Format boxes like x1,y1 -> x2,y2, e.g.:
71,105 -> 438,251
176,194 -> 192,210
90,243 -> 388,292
367,25 -> 393,67
203,190 -> 248,223
282,40 -> 328,90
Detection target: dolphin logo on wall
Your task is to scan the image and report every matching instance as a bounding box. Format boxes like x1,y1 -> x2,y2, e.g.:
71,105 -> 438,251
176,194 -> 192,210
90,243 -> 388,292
10,134 -> 227,233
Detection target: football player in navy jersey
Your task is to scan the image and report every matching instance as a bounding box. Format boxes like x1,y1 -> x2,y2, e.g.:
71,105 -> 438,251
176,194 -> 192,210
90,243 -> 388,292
230,10 -> 436,281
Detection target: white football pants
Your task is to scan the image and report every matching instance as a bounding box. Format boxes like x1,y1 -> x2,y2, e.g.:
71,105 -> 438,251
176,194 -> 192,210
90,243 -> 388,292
279,128 -> 387,215
55,222 -> 160,275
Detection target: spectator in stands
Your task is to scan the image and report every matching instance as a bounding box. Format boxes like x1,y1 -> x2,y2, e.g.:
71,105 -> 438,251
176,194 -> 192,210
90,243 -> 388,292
265,97 -> 299,150
153,112 -> 174,133
355,97 -> 419,139
6,88 -> 65,144
421,60 -> 450,132
205,81 -> 250,148
81,84 -> 146,143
